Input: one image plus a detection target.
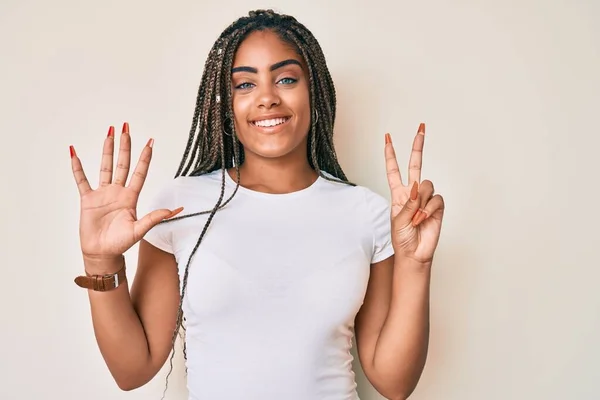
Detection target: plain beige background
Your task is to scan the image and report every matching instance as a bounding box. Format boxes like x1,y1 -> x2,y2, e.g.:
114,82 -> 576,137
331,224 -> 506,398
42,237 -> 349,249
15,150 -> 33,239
1,0 -> 599,399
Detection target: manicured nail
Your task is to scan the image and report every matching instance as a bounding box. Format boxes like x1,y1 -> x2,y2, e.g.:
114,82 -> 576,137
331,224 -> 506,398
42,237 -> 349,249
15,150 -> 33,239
412,209 -> 423,226
165,206 -> 184,219
385,133 -> 392,144
146,138 -> 154,148
69,145 -> 76,158
122,122 -> 129,134
107,126 -> 115,138
418,123 -> 425,135
410,181 -> 419,201
414,210 -> 428,226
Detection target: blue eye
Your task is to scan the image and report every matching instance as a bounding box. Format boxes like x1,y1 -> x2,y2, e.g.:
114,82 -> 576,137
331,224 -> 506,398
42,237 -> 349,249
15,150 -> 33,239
278,77 -> 297,85
235,82 -> 254,90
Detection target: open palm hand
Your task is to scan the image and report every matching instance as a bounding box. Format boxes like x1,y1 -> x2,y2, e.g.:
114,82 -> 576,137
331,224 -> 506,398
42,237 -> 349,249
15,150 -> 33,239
70,124 -> 182,260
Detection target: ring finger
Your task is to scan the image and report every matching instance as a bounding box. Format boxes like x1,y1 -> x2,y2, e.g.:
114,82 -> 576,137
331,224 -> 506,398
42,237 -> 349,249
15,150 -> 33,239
412,180 -> 434,226
418,180 -> 434,210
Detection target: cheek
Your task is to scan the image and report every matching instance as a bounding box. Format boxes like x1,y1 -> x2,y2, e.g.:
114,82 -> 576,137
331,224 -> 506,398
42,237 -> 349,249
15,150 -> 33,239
232,96 -> 251,131
286,88 -> 311,130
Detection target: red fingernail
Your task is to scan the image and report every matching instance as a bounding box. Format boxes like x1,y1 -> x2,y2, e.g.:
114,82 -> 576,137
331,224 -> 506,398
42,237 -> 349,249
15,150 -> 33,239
414,210 -> 428,226
410,181 -> 419,201
385,133 -> 391,144
165,207 -> 184,220
418,123 -> 425,135
122,122 -> 129,134
107,126 -> 115,138
412,209 -> 423,226
146,138 -> 154,148
69,145 -> 76,158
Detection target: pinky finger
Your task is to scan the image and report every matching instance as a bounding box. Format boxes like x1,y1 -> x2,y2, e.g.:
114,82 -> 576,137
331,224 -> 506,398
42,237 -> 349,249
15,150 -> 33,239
70,146 -> 92,196
415,194 -> 445,226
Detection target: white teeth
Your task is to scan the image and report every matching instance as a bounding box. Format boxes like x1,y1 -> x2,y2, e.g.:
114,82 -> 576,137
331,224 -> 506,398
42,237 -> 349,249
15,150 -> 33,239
253,117 -> 288,127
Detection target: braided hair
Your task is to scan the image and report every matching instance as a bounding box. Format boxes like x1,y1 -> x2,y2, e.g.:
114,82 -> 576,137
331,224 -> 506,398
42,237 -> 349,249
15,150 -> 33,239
158,9 -> 353,398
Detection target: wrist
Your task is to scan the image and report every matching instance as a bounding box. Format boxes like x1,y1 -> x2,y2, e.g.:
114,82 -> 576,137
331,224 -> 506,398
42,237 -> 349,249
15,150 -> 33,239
82,254 -> 125,275
393,256 -> 432,273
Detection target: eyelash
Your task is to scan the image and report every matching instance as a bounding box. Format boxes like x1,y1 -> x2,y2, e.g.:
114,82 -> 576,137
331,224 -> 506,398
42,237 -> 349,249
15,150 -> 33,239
235,77 -> 297,90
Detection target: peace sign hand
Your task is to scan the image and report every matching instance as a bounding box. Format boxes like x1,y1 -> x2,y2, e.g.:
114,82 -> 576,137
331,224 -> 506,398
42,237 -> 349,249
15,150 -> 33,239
70,123 -> 182,273
384,123 -> 445,265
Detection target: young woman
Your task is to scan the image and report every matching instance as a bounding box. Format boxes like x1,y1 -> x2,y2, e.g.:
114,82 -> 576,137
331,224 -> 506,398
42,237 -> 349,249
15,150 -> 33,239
69,9 -> 445,400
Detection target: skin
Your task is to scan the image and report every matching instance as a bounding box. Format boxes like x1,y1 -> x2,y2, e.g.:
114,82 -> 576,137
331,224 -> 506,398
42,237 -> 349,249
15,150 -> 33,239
70,28 -> 445,399
355,126 -> 445,399
228,30 -> 318,194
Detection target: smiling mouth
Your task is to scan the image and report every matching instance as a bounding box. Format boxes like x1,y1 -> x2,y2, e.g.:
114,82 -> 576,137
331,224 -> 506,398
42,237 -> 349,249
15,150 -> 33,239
250,117 -> 291,128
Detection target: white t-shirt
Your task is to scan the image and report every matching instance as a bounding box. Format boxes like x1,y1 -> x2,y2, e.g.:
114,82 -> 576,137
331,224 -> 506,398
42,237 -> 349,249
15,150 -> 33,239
143,169 -> 394,400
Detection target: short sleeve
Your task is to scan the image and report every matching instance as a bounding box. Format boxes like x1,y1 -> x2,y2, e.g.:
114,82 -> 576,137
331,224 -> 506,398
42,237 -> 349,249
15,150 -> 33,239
142,179 -> 180,254
364,188 -> 395,264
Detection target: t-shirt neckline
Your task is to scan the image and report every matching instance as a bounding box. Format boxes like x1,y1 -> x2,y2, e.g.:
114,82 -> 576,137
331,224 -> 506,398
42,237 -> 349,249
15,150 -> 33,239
224,169 -> 324,199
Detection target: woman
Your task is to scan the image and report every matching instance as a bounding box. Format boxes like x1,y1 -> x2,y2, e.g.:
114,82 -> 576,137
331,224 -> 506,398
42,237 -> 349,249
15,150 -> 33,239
69,9 -> 445,400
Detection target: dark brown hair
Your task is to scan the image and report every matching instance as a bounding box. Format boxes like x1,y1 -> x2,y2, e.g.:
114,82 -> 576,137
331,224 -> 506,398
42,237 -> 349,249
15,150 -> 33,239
159,9 -> 353,398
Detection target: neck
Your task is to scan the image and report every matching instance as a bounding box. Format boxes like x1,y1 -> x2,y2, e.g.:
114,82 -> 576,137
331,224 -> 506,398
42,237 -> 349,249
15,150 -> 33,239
228,151 -> 318,195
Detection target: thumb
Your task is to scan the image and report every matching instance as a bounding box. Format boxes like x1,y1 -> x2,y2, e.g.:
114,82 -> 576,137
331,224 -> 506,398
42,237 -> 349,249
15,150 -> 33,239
134,207 -> 184,240
395,182 -> 420,227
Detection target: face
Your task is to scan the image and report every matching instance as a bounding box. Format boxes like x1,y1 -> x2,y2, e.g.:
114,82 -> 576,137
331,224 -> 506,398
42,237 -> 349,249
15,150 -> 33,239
230,29 -> 311,161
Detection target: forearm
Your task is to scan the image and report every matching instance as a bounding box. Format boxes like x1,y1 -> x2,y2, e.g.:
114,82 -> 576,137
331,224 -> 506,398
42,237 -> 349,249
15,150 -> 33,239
84,257 -> 154,390
373,259 -> 431,399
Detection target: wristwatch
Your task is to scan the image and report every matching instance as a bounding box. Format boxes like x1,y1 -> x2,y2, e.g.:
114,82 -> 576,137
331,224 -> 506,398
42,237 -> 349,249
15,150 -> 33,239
74,261 -> 127,291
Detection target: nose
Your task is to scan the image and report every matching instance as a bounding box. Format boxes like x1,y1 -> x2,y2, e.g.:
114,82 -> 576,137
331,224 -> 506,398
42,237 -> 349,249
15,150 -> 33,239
257,84 -> 280,109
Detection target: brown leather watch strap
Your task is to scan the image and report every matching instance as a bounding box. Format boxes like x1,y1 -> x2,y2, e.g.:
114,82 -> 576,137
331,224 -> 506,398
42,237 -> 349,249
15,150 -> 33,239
74,263 -> 127,291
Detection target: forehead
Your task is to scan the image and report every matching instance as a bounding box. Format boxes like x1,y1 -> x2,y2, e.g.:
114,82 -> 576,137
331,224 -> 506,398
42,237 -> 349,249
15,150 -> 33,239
233,30 -> 303,67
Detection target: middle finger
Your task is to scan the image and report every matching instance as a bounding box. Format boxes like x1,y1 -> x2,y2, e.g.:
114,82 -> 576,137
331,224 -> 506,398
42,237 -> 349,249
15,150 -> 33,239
99,126 -> 115,187
408,123 -> 425,185
113,122 -> 132,186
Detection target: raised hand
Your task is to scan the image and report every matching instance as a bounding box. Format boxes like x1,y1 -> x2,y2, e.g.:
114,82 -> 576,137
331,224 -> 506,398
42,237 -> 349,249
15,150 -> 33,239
70,123 -> 182,271
384,123 -> 445,265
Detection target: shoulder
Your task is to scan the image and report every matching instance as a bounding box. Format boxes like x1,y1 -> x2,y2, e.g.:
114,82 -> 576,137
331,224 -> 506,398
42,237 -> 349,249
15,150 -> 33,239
318,171 -> 390,211
161,169 -> 224,191
146,170 -> 227,211
317,172 -> 393,262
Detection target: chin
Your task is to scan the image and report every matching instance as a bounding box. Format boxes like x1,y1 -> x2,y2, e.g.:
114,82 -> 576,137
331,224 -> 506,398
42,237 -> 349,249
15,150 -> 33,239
239,136 -> 308,161
244,144 -> 299,159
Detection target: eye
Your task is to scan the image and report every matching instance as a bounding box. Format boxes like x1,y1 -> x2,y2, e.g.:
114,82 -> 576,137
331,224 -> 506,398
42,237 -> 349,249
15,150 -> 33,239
235,82 -> 254,90
278,77 -> 297,85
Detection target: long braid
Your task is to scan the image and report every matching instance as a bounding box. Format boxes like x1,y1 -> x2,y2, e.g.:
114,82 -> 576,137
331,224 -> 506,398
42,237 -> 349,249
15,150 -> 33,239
175,48 -> 217,177
158,10 -> 353,399
282,22 -> 346,181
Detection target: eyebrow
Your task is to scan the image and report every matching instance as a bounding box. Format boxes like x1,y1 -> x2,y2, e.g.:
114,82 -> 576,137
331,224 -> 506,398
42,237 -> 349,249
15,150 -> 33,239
231,59 -> 302,74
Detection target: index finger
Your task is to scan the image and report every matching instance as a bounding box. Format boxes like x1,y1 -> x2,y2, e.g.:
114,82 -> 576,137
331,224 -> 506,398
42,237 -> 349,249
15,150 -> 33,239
127,138 -> 154,194
408,123 -> 425,185
385,133 -> 403,192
